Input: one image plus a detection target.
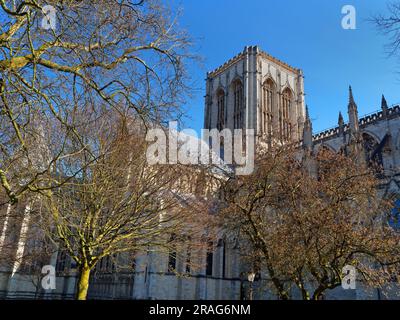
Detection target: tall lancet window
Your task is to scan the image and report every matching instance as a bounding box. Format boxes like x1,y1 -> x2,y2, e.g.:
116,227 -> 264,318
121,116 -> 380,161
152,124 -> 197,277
233,80 -> 244,129
217,89 -> 225,130
280,88 -> 292,142
362,133 -> 383,172
262,79 -> 275,137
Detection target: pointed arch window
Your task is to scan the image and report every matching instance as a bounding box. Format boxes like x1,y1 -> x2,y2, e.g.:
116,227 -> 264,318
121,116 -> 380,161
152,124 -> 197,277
316,145 -> 336,180
168,234 -> 177,273
280,88 -> 292,142
262,79 -> 275,137
233,80 -> 244,129
362,133 -> 383,173
56,249 -> 67,273
206,241 -> 213,276
217,89 -> 225,131
221,240 -> 226,278
185,244 -> 191,274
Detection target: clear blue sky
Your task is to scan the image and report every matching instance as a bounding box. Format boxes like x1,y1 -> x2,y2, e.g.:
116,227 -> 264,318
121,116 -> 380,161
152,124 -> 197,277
172,0 -> 400,134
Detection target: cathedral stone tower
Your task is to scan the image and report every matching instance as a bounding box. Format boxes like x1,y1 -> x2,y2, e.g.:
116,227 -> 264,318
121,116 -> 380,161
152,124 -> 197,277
204,46 -> 306,144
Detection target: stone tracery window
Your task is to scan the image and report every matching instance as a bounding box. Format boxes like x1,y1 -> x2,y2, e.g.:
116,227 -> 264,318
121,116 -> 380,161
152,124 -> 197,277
168,234 -> 177,273
280,88 -> 292,143
56,249 -> 67,272
262,79 -> 275,137
362,133 -> 383,170
206,241 -> 213,276
217,89 -> 225,131
233,80 -> 244,129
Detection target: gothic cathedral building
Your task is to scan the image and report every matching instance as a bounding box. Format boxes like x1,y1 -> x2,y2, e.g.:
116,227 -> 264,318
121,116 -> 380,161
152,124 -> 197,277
1,45 -> 400,300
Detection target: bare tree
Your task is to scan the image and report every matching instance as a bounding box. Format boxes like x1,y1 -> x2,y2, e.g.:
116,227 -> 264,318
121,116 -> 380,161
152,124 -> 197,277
34,113 -> 212,300
0,0 -> 193,204
372,2 -> 400,57
219,146 -> 400,300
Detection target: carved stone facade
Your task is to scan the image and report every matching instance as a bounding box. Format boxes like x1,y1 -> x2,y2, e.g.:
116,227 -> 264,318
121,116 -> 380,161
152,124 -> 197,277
204,45 -> 306,145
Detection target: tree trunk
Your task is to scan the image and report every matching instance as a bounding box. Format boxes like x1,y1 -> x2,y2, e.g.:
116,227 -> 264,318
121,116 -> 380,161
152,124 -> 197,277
76,265 -> 91,300
295,281 -> 310,300
312,287 -> 325,300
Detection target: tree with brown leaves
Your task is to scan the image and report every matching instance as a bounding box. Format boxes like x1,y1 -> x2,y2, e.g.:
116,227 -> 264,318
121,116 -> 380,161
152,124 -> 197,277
220,146 -> 400,300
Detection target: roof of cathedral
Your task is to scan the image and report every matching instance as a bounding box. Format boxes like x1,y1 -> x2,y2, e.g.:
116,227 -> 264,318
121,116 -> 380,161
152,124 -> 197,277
207,45 -> 301,78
